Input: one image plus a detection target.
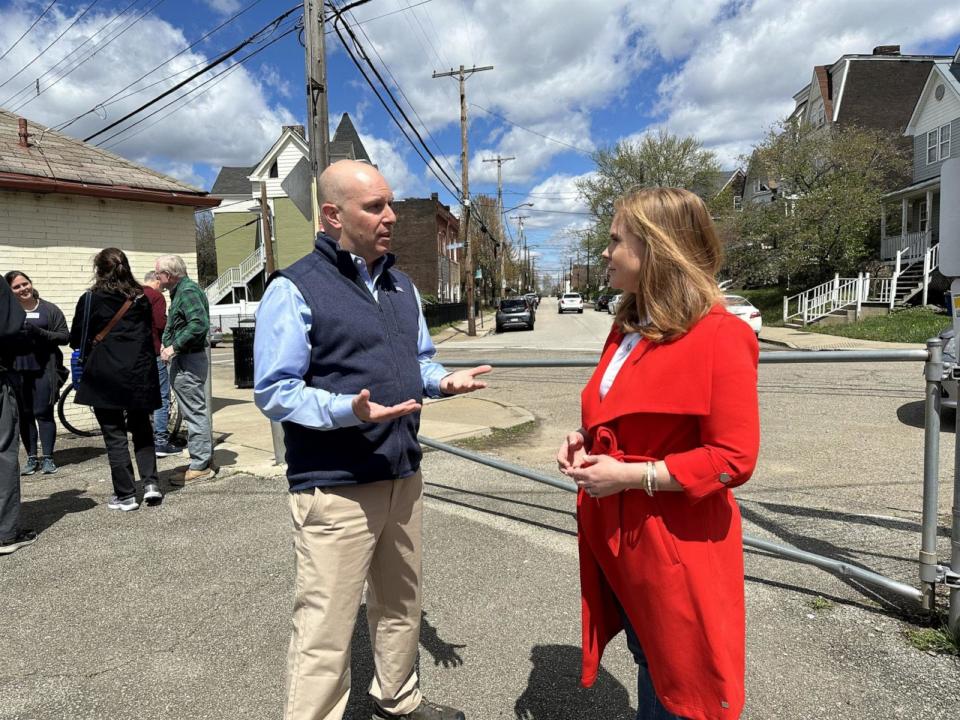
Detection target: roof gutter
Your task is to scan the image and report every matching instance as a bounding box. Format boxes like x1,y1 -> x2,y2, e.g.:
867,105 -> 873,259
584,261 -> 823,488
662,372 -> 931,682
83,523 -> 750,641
0,171 -> 222,208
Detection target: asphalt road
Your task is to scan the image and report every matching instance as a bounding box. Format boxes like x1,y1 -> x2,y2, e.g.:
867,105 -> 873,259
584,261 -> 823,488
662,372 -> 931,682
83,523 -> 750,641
3,298 -> 958,720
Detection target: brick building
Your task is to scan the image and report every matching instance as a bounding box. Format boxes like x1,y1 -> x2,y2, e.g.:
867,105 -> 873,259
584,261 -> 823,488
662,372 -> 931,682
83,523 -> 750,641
391,193 -> 461,302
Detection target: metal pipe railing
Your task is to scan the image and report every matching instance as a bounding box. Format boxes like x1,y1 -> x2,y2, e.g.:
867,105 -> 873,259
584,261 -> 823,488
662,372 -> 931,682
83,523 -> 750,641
431,342 -> 956,625
419,435 -> 924,602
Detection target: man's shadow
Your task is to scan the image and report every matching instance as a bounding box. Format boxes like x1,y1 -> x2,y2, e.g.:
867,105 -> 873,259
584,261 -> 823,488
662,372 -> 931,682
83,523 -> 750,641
342,609 -> 466,719
514,644 -> 634,720
20,488 -> 97,533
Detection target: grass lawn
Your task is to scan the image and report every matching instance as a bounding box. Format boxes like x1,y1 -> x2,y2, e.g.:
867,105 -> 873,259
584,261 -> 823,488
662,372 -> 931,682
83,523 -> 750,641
809,306 -> 950,343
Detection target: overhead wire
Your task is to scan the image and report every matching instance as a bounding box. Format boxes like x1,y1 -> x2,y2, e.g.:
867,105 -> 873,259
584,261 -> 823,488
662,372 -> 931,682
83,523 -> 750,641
7,0 -> 166,112
82,4 -> 300,143
0,0 -> 59,64
97,17 -> 300,148
471,103 -> 594,156
0,0 -> 104,90
55,0 -> 269,133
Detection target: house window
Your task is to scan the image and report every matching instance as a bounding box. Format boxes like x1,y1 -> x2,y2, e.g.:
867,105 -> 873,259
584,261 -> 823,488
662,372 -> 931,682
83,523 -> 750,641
753,179 -> 769,193
815,104 -> 825,128
919,201 -> 928,232
269,161 -> 279,178
927,124 -> 951,164
733,195 -> 743,211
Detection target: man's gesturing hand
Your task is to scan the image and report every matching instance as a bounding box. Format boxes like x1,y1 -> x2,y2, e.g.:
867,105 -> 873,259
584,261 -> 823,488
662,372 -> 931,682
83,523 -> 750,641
439,365 -> 492,395
351,389 -> 422,423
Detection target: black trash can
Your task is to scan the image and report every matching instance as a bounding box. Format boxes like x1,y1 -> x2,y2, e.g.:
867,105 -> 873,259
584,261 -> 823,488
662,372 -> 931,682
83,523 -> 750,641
232,324 -> 256,389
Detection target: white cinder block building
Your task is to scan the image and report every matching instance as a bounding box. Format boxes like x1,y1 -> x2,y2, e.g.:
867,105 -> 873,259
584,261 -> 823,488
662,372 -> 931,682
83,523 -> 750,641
0,109 -> 220,328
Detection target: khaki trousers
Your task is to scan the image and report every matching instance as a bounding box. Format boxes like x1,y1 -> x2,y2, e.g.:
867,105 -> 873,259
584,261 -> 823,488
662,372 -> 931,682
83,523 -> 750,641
285,471 -> 424,720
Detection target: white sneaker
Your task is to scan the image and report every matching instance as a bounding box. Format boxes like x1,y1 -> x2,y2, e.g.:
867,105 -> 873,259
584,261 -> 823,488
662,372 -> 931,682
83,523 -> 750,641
143,483 -> 163,507
107,495 -> 139,512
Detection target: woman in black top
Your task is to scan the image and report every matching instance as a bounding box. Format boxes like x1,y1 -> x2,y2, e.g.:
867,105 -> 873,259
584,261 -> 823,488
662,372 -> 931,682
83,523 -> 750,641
69,248 -> 163,511
4,271 -> 69,476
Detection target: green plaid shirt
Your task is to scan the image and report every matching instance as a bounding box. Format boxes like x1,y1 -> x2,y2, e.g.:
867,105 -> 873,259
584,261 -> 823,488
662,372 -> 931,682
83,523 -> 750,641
162,276 -> 209,353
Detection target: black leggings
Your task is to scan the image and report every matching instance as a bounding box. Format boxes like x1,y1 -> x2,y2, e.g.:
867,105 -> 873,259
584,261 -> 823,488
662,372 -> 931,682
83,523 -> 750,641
19,404 -> 56,457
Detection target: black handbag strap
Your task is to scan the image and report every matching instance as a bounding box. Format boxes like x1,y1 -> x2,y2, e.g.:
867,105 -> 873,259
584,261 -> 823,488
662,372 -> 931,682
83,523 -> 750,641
92,297 -> 134,347
78,291 -> 92,362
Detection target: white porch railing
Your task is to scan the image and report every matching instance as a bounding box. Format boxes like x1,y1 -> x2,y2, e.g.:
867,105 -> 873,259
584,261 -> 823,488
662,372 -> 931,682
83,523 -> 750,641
205,245 -> 266,304
880,229 -> 930,263
783,242 -> 941,326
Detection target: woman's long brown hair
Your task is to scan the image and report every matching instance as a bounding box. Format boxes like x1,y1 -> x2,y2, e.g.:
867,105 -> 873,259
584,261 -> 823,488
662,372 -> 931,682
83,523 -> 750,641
91,248 -> 142,299
613,187 -> 723,343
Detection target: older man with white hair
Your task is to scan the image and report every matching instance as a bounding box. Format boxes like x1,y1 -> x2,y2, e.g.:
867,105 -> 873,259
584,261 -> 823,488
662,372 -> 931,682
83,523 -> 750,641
154,254 -> 213,484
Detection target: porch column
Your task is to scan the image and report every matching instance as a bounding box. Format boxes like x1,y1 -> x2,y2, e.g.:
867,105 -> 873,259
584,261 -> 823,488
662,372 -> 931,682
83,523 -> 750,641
901,198 -> 908,244
926,189 -> 934,246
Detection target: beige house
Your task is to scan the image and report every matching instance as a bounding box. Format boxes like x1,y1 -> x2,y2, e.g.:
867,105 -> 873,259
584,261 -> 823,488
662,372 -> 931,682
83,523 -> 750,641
0,109 -> 220,327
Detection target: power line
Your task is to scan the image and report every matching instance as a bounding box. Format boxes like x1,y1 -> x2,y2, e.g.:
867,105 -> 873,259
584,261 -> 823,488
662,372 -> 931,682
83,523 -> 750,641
0,0 -> 104,90
8,0 -> 166,112
327,0 -> 434,32
83,5 -> 300,143
96,18 -> 299,148
470,103 -> 594,156
0,0 -> 59,64
55,0 -> 269,133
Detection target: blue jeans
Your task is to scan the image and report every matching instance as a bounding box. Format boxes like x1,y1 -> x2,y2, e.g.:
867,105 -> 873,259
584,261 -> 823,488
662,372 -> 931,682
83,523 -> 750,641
153,357 -> 170,445
169,352 -> 211,470
617,601 -> 687,720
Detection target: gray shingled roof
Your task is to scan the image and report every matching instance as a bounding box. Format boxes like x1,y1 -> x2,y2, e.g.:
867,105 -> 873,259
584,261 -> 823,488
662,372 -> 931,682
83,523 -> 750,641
0,109 -> 206,194
211,166 -> 255,195
836,60 -> 936,133
332,113 -> 371,163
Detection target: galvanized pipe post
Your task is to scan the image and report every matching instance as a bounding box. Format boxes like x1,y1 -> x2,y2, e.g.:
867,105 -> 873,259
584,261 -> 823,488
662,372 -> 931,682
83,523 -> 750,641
271,420 -> 286,466
921,338 -> 943,611
951,435 -> 960,640
205,346 -> 215,460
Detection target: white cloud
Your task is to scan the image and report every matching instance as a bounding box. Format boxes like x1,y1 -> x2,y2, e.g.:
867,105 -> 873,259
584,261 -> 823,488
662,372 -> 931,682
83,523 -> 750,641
204,0 -> 242,14
0,7 -> 297,185
357,130 -> 427,200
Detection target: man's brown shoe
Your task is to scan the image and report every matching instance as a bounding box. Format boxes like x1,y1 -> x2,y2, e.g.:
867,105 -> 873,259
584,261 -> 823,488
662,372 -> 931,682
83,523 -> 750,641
170,466 -> 217,486
372,698 -> 465,720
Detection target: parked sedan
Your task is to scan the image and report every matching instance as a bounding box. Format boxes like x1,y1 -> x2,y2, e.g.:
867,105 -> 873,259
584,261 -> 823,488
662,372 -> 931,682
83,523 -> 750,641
496,297 -> 535,332
723,294 -> 762,335
608,294 -> 622,315
208,325 -> 224,347
938,326 -> 957,412
594,294 -> 612,312
559,292 -> 584,314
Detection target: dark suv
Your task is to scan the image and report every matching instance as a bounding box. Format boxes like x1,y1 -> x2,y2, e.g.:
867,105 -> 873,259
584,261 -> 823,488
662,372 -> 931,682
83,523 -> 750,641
496,297 -> 535,332
594,294 -> 612,312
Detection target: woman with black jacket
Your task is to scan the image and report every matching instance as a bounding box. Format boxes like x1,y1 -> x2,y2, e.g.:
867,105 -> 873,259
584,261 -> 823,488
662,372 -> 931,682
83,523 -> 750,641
69,248 -> 163,511
4,271 -> 69,476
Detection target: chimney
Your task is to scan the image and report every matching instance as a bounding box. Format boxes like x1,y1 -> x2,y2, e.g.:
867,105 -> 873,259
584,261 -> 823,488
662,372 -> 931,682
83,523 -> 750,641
283,124 -> 306,139
872,45 -> 901,56
17,117 -> 30,147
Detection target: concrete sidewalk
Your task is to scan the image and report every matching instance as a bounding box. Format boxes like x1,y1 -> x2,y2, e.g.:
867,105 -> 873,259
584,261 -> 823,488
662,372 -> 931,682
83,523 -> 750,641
211,314 -> 514,479
760,324 -> 927,351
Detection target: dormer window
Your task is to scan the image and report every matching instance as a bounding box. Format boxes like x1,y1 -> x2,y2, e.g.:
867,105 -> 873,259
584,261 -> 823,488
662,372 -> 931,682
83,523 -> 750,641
269,160 -> 279,178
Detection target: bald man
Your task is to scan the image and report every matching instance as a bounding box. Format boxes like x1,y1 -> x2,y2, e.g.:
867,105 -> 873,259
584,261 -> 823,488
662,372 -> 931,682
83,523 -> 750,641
254,160 -> 489,720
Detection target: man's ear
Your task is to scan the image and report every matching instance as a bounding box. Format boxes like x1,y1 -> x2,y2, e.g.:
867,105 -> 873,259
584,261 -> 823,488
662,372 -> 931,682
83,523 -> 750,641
320,202 -> 342,231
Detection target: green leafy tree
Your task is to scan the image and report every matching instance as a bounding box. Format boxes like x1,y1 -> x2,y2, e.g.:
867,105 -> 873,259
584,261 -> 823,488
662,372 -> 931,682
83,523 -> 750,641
731,119 -> 909,287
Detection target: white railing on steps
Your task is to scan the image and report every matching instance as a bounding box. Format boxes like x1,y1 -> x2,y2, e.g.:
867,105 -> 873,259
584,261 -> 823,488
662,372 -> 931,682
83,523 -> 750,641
781,243 -> 940,326
205,245 -> 266,304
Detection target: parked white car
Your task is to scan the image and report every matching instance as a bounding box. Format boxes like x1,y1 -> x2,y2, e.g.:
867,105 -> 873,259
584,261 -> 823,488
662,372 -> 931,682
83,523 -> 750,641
938,327 -> 957,412
559,292 -> 584,313
608,294 -> 623,315
723,294 -> 762,335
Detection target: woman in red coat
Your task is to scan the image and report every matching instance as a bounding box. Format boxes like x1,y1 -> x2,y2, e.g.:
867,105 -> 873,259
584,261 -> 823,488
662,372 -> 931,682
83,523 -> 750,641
559,188 -> 759,720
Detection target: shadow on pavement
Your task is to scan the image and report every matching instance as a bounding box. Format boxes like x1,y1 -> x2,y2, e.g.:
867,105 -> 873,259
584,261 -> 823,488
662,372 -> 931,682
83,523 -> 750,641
896,400 -> 956,432
50,444 -> 107,467
212,396 -> 250,413
20,488 -> 97,533
514,644 -> 634,720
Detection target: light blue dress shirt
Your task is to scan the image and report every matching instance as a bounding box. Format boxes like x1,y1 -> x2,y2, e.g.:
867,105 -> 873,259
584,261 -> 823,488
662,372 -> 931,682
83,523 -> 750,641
253,253 -> 450,430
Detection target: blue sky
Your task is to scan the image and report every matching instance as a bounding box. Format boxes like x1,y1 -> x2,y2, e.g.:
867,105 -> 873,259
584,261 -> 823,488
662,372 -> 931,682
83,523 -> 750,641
2,0 -> 960,276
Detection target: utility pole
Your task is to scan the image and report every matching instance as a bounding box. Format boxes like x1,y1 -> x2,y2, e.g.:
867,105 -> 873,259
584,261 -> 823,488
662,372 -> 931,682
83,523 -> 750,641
304,0 -> 330,226
260,182 -> 276,276
433,64 -> 493,336
511,214 -> 530,291
482,154 -> 515,302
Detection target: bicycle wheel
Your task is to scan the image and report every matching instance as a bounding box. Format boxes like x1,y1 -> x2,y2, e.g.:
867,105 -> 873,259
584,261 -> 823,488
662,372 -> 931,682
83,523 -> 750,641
57,383 -> 101,437
166,391 -> 183,442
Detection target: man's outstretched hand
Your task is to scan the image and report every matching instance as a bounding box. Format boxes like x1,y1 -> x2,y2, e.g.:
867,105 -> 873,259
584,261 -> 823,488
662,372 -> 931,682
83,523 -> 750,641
351,389 -> 422,423
439,365 -> 492,395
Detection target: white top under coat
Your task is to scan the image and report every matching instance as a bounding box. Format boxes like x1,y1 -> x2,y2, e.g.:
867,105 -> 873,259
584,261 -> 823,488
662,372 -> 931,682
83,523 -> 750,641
599,332 -> 642,400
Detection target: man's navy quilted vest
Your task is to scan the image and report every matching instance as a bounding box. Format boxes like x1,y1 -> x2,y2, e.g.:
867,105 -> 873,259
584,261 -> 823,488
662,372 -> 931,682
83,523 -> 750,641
273,233 -> 424,491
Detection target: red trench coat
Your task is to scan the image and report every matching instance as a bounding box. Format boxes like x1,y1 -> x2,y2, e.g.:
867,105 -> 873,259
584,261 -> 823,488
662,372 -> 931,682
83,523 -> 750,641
578,305 -> 759,720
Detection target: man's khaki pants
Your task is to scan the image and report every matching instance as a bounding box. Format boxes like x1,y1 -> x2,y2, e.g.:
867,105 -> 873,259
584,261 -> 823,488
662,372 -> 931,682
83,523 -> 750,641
285,471 -> 424,720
